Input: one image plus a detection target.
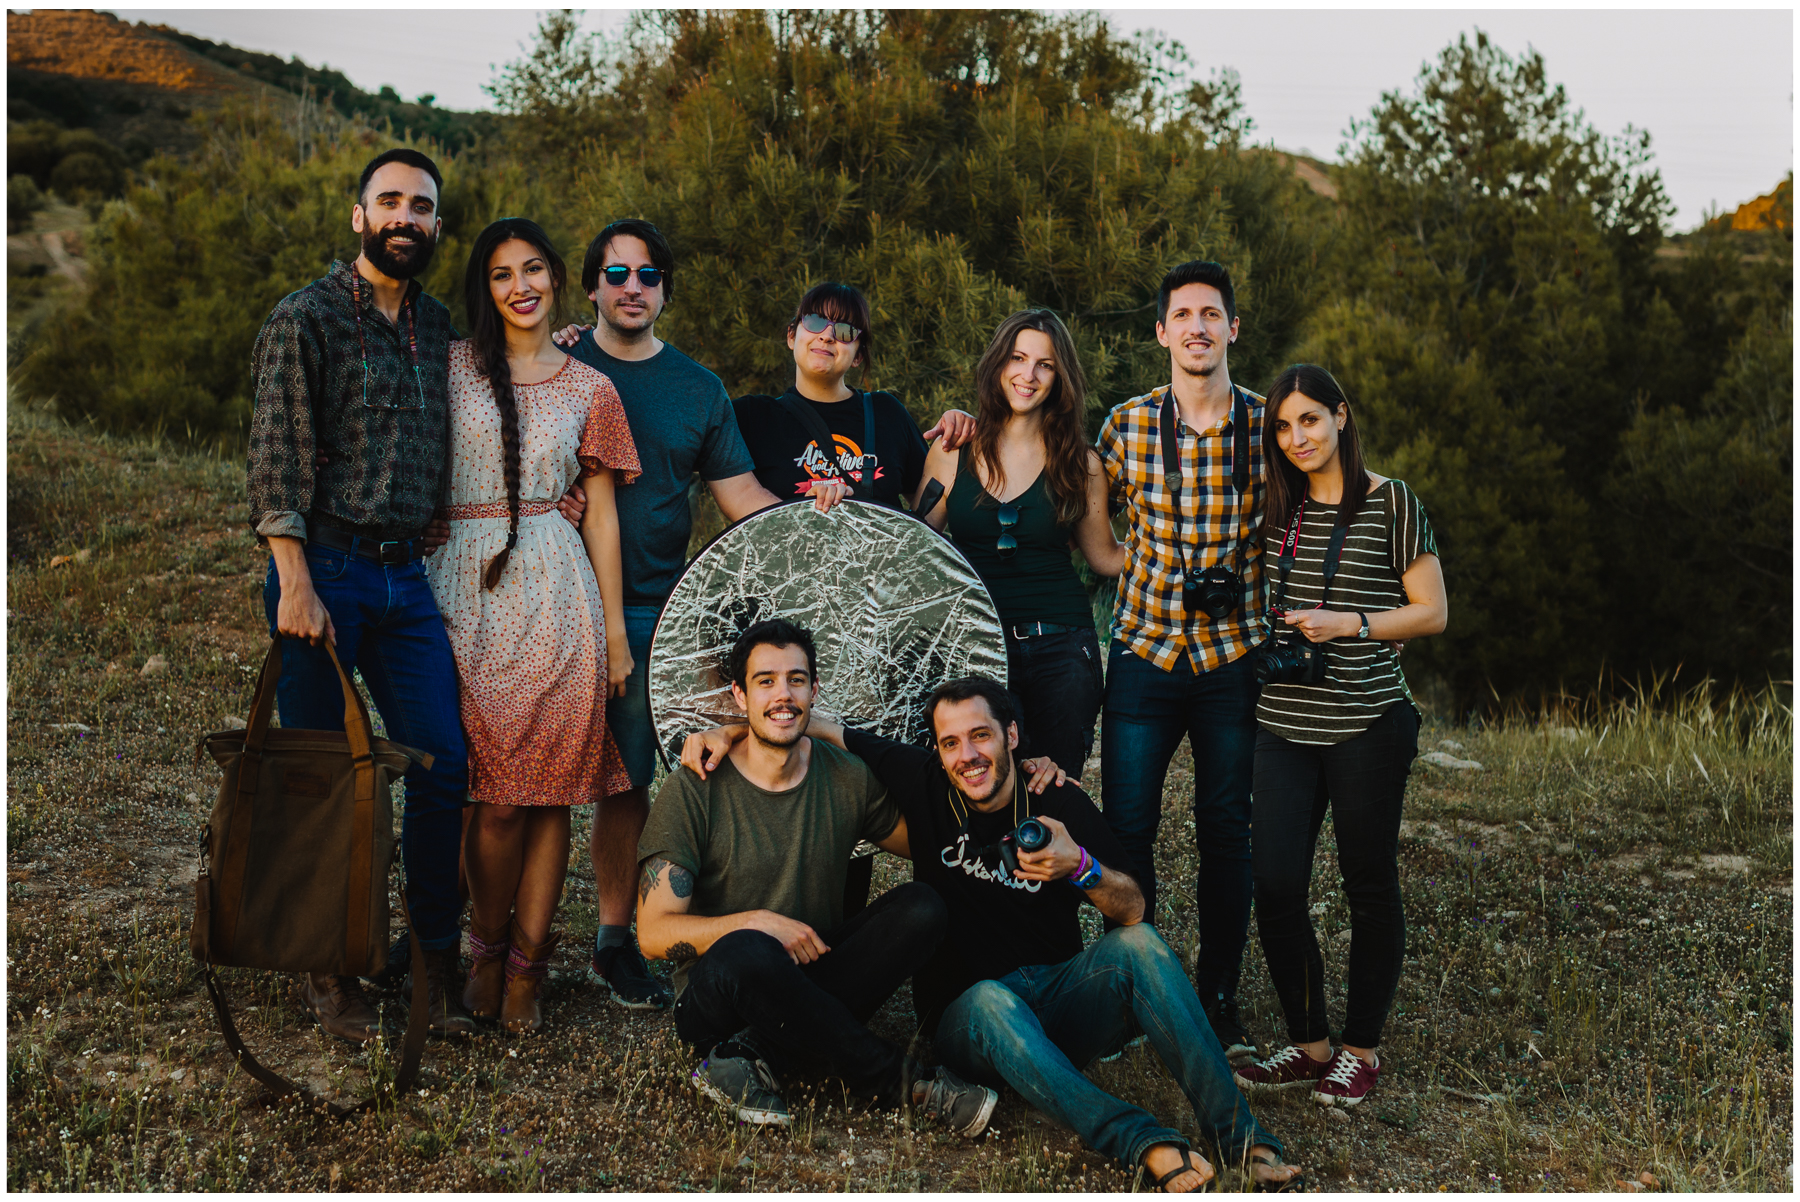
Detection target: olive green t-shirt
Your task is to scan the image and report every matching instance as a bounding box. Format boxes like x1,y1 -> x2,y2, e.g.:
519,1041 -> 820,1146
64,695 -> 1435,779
637,738 -> 901,996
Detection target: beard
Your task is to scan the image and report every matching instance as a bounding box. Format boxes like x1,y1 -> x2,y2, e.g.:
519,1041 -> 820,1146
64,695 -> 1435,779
749,703 -> 809,750
952,744 -> 1014,806
361,223 -> 437,280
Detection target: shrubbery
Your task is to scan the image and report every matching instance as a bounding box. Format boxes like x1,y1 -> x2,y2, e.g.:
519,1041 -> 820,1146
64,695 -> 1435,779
8,12 -> 1790,705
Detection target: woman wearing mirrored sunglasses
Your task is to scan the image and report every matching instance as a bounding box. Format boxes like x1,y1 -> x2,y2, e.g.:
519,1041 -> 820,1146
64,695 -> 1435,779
914,309 -> 1126,782
732,281 -> 974,515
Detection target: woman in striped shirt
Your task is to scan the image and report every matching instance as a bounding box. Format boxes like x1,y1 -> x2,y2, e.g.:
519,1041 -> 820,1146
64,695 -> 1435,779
1232,364 -> 1447,1109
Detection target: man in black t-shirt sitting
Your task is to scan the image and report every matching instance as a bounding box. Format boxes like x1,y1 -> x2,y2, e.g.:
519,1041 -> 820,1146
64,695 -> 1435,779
683,676 -> 1301,1193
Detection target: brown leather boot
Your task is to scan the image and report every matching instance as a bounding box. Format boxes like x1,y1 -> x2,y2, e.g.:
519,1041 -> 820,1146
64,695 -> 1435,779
301,973 -> 380,1043
501,922 -> 560,1034
417,946 -> 476,1036
462,918 -> 510,1020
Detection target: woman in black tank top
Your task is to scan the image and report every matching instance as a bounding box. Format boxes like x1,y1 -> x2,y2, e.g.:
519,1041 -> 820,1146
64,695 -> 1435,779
916,310 -> 1125,781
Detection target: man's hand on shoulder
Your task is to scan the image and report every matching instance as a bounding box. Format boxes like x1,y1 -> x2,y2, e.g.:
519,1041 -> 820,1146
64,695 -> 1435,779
551,322 -> 593,349
680,724 -> 748,778
1020,756 -> 1068,794
742,911 -> 831,965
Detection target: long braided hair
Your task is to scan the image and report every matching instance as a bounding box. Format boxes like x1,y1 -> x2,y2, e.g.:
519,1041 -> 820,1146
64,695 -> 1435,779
461,217 -> 567,589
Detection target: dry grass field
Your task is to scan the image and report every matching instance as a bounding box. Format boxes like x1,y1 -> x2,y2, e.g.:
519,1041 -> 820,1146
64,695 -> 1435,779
6,405 -> 1792,1191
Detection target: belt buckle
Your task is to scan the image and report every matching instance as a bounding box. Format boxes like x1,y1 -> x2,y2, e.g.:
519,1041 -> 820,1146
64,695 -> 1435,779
378,539 -> 403,564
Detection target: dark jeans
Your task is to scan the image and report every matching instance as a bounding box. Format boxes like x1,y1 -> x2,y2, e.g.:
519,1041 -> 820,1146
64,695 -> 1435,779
1251,702 -> 1418,1050
262,546 -> 468,950
673,882 -> 945,1102
936,925 -> 1281,1171
1007,625 -> 1104,781
1099,643 -> 1258,1005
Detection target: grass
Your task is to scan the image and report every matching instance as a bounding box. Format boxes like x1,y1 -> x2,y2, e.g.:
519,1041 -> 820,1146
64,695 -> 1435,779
6,406 -> 1792,1191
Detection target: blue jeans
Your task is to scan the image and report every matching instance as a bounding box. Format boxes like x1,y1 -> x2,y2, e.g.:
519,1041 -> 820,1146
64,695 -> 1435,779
1006,625 -> 1104,782
935,925 -> 1281,1170
1100,643 -> 1258,1005
603,604 -> 661,790
262,545 -> 467,950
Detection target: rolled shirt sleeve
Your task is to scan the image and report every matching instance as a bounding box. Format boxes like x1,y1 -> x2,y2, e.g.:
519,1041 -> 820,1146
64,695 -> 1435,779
246,296 -> 321,540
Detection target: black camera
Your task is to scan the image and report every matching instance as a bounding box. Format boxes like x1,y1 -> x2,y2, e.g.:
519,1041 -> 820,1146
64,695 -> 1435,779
997,817 -> 1051,879
1254,622 -> 1328,687
1183,564 -> 1242,619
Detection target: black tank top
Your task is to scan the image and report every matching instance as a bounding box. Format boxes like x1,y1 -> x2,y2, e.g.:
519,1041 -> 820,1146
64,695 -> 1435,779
944,448 -> 1093,630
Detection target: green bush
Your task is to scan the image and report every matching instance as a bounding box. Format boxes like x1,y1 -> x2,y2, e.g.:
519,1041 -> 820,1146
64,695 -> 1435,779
7,174 -> 45,232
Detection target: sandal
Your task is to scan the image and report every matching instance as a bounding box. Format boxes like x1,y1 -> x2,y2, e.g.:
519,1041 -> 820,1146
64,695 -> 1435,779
1150,1148 -> 1212,1193
1249,1148 -> 1304,1193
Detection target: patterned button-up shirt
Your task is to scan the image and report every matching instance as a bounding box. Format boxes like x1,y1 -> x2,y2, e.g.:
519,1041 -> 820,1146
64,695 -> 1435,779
1098,383 -> 1268,674
247,259 -> 453,541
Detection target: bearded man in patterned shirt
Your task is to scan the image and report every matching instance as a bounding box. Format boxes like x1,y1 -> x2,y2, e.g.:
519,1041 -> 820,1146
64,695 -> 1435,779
1096,260 -> 1268,1069
246,148 -> 582,1043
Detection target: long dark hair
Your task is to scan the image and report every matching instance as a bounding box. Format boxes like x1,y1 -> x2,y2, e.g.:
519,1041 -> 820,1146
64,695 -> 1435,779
1262,363 -> 1369,539
461,217 -> 568,589
969,309 -> 1089,526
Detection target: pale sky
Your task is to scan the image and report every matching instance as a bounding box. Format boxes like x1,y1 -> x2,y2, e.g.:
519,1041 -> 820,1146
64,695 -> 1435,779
113,7 -> 1793,230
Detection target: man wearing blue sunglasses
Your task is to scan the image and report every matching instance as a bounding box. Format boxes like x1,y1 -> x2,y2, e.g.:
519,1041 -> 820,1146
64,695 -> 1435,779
556,219 -> 789,1011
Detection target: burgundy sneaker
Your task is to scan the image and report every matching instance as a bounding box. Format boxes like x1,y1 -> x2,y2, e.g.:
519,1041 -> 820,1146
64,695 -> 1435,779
1314,1048 -> 1380,1107
1234,1044 -> 1333,1094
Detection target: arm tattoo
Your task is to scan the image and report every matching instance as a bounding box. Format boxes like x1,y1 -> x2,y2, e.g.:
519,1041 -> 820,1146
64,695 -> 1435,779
668,864 -> 694,899
639,857 -> 668,904
667,941 -> 698,963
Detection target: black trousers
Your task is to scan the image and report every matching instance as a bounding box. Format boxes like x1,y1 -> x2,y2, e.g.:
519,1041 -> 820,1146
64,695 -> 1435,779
673,882 -> 945,1102
1251,702 -> 1418,1050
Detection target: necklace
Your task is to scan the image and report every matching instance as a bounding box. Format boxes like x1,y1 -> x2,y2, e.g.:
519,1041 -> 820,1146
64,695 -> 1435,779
349,269 -> 427,411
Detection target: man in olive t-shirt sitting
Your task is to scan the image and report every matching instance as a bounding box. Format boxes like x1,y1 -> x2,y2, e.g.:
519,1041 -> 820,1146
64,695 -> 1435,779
636,619 -> 998,1134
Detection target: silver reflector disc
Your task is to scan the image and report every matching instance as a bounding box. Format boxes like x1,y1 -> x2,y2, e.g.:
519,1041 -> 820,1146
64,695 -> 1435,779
649,500 -> 1008,769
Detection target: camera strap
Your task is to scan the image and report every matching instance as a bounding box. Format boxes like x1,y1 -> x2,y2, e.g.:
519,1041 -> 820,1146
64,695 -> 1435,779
1271,498 -> 1349,612
1157,384 -> 1251,577
776,387 -> 878,495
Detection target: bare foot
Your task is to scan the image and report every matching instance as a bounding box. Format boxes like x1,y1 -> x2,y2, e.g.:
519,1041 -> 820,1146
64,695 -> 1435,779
1143,1143 -> 1213,1193
1250,1145 -> 1304,1190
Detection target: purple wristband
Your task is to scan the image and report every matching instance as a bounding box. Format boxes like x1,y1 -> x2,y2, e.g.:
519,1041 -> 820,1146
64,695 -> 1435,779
1074,846 -> 1091,880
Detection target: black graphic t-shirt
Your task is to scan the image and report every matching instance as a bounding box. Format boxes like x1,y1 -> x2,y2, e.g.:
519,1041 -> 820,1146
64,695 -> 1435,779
733,387 -> 929,509
842,726 -> 1134,1034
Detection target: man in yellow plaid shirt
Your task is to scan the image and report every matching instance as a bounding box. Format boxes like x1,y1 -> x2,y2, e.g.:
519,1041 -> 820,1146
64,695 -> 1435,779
1096,260 -> 1267,1067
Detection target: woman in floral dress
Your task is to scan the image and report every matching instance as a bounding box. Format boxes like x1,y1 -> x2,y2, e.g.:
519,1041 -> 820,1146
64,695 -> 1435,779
428,217 -> 640,1033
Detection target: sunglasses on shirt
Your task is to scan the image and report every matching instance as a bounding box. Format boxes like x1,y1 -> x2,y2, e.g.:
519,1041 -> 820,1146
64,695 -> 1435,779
798,312 -> 862,342
600,265 -> 664,288
996,501 -> 1020,560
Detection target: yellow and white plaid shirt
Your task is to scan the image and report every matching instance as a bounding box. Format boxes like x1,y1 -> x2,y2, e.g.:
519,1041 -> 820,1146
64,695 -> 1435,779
1098,384 -> 1268,674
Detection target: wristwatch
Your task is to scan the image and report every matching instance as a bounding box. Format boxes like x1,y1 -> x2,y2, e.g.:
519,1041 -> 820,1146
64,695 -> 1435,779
1356,612 -> 1370,639
1071,848 -> 1103,891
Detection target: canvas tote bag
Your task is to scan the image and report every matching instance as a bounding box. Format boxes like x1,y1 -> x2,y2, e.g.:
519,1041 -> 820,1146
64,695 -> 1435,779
190,635 -> 431,1115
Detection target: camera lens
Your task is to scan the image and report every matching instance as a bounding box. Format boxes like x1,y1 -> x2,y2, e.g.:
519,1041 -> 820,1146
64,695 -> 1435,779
1014,817 -> 1051,852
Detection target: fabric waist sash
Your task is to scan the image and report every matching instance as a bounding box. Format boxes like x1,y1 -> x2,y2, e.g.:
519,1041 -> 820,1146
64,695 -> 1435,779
445,500 -> 557,521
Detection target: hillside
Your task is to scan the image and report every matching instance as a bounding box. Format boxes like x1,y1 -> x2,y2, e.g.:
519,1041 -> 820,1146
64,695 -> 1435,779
4,407 -> 1791,1191
6,9 -> 494,158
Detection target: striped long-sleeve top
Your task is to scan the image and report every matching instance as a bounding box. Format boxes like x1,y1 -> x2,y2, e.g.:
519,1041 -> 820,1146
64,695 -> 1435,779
1256,478 -> 1439,745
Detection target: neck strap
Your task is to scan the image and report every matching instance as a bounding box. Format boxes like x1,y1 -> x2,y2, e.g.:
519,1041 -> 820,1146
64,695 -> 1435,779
1158,384 -> 1250,576
947,760 -> 1024,840
1271,497 -> 1349,612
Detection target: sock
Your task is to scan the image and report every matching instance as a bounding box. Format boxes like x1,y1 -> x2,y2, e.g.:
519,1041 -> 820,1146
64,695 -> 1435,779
593,924 -> 631,957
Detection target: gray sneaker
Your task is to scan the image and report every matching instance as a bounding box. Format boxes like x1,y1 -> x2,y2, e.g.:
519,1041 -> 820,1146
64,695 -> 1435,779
693,1053 -> 791,1126
912,1065 -> 998,1139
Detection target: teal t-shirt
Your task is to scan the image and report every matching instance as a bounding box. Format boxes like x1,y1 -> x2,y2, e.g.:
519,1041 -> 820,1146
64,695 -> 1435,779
565,335 -> 755,606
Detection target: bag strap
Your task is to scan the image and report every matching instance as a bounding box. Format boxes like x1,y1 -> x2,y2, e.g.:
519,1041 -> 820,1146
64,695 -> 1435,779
858,387 -> 878,491
199,890 -> 428,1120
